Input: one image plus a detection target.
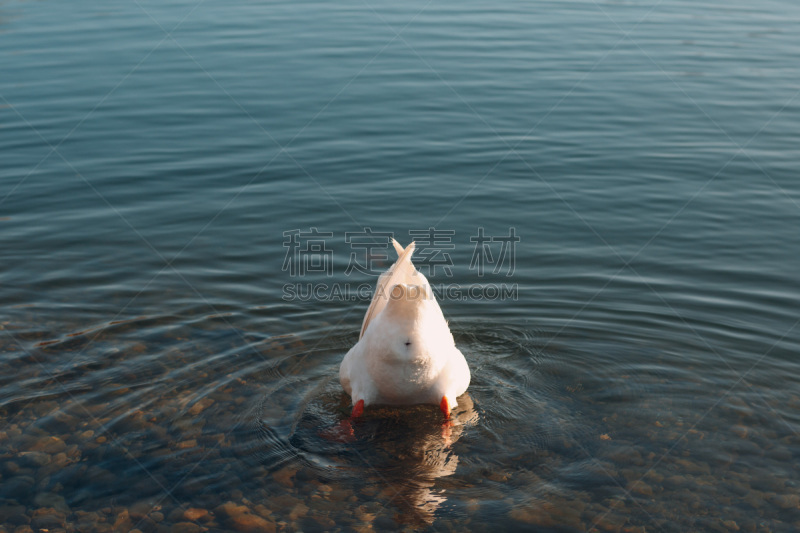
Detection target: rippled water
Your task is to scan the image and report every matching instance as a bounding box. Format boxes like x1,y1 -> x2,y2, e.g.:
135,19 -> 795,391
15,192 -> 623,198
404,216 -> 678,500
2,0 -> 800,531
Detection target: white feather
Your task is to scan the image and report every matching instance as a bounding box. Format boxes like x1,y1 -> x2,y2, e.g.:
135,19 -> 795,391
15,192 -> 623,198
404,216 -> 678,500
340,240 -> 470,410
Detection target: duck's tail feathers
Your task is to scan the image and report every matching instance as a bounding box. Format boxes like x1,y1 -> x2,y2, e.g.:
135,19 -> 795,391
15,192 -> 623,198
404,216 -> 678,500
360,240 -> 419,338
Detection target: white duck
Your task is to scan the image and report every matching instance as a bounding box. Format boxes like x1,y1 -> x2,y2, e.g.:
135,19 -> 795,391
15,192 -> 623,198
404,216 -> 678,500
339,239 -> 470,419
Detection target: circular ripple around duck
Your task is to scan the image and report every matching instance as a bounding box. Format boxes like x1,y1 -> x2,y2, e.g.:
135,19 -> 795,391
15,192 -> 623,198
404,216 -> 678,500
245,330 -> 480,482
243,322 -> 603,486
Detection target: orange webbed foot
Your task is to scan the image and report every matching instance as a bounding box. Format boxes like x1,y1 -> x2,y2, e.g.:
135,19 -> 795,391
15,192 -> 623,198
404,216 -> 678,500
440,396 -> 451,419
440,396 -> 453,445
351,399 -> 365,418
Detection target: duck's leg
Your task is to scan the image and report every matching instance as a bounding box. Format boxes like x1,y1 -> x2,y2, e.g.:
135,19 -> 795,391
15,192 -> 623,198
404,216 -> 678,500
334,399 -> 363,441
439,396 -> 451,419
440,395 -> 454,445
351,399 -> 365,418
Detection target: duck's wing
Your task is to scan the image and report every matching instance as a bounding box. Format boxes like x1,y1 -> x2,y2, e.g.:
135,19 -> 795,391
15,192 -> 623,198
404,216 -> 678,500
359,239 -> 428,339
339,340 -> 362,395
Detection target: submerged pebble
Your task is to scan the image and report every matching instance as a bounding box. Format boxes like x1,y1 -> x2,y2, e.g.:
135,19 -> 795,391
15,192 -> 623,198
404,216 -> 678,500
0,319 -> 797,533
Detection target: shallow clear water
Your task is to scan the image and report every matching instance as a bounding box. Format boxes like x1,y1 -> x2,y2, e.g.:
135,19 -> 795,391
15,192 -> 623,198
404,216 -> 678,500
2,0 -> 800,531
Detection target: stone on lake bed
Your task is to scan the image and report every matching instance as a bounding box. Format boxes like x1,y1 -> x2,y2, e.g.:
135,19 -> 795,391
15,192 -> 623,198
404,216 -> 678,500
18,451 -> 50,467
509,500 -> 583,530
767,446 -> 792,461
742,490 -> 766,510
627,480 -> 654,497
33,492 -> 68,512
604,445 -> 644,466
31,507 -> 67,529
229,513 -> 276,533
2,460 -> 20,475
663,475 -> 690,490
129,500 -> 160,519
29,436 -> 67,454
749,472 -> 787,493
171,522 -> 203,533
673,458 -> 711,475
112,509 -> 135,531
1,475 -> 35,498
354,504 -> 376,523
731,425 -> 749,439
288,502 -> 309,521
770,493 -> 800,509
252,504 -> 273,519
215,501 -> 276,533
182,507 -> 211,521
40,410 -> 80,434
591,510 -> 627,532
188,397 -> 215,415
0,503 -> 29,526
272,465 -> 297,488
176,439 -> 198,449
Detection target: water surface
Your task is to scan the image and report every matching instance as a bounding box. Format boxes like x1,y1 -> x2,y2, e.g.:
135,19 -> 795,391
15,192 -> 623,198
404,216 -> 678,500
1,0 -> 799,531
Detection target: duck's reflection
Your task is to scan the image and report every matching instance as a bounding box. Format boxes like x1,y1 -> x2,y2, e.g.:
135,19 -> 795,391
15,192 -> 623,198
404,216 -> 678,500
349,393 -> 478,527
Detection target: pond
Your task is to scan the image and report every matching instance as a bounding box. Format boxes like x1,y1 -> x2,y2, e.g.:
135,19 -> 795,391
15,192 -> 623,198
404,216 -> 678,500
1,0 -> 799,531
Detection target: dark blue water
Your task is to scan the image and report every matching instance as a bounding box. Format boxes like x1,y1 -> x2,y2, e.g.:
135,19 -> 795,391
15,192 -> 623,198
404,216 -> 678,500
2,0 -> 800,531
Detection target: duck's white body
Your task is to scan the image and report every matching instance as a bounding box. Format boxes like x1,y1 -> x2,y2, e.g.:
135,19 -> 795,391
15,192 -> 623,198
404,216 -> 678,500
339,240 -> 470,417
